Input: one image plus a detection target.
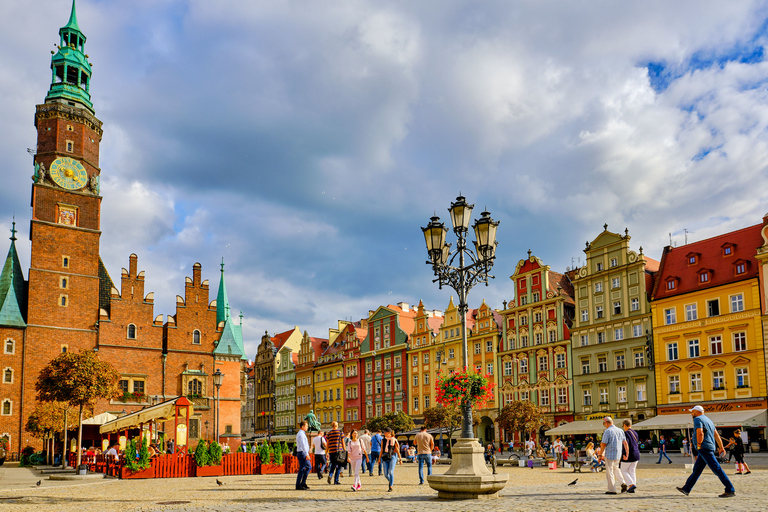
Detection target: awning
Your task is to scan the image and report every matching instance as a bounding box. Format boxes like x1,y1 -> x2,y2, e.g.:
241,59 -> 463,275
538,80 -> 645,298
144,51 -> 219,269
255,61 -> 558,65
545,418 -> 630,436
82,412 -> 117,425
633,410 -> 767,430
99,397 -> 193,434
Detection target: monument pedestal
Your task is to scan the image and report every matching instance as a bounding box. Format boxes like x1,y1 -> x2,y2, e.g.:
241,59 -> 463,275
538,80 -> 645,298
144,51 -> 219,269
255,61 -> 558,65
427,438 -> 508,499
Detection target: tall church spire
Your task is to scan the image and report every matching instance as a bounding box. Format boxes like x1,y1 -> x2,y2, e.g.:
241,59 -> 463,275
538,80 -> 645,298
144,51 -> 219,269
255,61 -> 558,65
0,223 -> 27,327
46,0 -> 94,112
216,258 -> 230,325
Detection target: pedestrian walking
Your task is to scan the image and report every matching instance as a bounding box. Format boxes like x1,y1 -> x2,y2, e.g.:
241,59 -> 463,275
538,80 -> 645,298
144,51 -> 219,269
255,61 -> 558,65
415,426 -> 434,485
676,405 -> 735,498
378,427 -> 401,492
682,437 -> 689,456
620,419 -> 640,493
656,435 -> 672,464
311,430 -> 327,479
598,417 -> 627,495
732,430 -> 750,475
295,421 -> 311,490
369,429 -> 383,476
325,421 -> 345,485
553,437 -> 565,467
347,430 -> 367,491
525,438 -> 535,458
359,429 -> 372,472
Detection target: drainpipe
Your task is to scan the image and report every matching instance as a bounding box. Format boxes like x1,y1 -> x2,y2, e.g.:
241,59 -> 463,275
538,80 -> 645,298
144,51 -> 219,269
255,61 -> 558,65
162,353 -> 167,399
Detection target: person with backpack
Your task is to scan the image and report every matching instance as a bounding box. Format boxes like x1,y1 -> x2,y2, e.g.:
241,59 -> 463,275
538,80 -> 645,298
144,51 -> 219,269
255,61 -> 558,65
325,422 -> 345,485
311,430 -> 327,479
378,427 -> 401,492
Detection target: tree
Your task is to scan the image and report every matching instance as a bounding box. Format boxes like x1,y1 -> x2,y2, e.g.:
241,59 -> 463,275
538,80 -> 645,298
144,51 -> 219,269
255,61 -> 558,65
25,401 -> 69,465
496,401 -> 548,448
36,350 -> 120,468
423,404 -> 480,446
363,412 -> 415,434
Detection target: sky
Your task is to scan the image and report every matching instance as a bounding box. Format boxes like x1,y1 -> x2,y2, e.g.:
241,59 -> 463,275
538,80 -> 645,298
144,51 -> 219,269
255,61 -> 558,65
1,0 -> 767,359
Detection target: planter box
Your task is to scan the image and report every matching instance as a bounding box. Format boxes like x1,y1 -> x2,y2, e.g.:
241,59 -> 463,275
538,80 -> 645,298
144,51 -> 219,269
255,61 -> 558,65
256,463 -> 286,475
196,465 -> 224,477
120,466 -> 156,479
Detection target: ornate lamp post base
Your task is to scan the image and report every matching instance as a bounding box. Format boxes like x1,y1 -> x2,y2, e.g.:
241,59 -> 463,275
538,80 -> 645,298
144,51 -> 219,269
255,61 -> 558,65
427,438 -> 508,499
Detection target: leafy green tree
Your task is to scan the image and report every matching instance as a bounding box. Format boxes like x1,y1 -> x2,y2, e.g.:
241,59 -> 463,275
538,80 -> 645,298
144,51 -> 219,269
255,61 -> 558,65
423,404 -> 480,446
364,411 -> 415,434
495,401 -> 548,447
25,401 -> 69,465
35,350 -> 120,468
209,441 -> 223,465
194,440 -> 210,467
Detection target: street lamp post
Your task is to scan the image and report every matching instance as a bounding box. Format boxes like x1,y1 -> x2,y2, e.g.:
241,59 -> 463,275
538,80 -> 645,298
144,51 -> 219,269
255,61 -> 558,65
422,195 -> 507,499
213,369 -> 224,444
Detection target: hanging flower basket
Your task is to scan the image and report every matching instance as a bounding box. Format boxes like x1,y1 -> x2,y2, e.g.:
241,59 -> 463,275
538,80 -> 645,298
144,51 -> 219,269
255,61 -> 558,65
435,369 -> 494,408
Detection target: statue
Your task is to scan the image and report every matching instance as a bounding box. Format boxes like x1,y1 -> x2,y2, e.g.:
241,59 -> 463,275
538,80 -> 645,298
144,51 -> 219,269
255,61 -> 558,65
89,174 -> 100,194
305,410 -> 321,433
34,162 -> 46,184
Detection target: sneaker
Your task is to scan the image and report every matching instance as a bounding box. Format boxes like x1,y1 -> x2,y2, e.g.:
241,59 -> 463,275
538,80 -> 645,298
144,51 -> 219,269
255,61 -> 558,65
327,475 -> 331,485
351,486 -> 356,492
736,472 -> 743,475
668,461 -> 673,464
745,471 -> 751,474
676,487 -> 689,496
627,486 -> 636,494
605,491 -> 617,495
621,484 -> 627,493
718,492 -> 736,498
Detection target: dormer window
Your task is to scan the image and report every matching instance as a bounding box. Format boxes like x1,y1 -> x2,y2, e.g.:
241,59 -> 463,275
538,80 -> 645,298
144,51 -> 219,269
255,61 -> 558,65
697,269 -> 713,284
722,243 -> 735,257
734,260 -> 747,275
666,279 -> 676,290
686,252 -> 700,265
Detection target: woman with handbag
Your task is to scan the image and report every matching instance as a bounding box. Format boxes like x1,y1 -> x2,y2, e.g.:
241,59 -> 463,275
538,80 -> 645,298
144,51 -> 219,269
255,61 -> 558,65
378,427 -> 401,492
347,430 -> 368,491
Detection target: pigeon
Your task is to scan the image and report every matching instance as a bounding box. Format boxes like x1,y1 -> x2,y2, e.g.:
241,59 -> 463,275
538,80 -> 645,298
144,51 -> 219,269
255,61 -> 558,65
568,479 -> 578,486
36,480 -> 41,487
216,479 -> 224,487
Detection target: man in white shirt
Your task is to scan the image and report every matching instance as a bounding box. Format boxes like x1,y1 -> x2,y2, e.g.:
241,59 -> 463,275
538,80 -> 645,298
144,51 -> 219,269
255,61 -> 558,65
311,430 -> 327,479
525,438 -> 535,458
105,443 -> 120,464
295,421 -> 311,490
359,430 -> 372,475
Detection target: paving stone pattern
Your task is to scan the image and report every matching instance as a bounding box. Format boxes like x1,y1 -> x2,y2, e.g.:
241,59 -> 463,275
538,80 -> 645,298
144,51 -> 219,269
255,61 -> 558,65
1,455 -> 765,512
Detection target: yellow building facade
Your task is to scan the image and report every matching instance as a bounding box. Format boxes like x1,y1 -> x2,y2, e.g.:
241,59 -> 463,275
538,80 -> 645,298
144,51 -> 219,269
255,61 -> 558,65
406,301 -> 445,419
651,224 -> 767,417
314,339 -> 345,429
467,300 -> 501,444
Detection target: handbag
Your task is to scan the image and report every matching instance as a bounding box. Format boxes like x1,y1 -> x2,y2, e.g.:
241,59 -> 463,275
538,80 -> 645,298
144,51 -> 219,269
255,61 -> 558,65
336,449 -> 348,464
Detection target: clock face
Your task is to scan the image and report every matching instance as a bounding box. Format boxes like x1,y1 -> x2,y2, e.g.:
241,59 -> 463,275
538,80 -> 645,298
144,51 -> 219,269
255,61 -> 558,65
49,157 -> 88,190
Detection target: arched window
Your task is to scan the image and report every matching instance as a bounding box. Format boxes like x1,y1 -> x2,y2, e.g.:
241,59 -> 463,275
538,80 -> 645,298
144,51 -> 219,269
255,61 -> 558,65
1,400 -> 11,415
188,379 -> 202,396
3,339 -> 13,354
193,330 -> 201,345
127,324 -> 137,339
3,368 -> 12,383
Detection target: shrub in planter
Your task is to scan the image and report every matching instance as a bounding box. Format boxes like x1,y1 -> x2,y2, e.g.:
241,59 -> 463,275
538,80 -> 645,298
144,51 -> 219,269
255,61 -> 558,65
272,443 -> 283,465
209,442 -> 223,466
194,440 -> 210,467
258,441 -> 273,465
125,438 -> 152,473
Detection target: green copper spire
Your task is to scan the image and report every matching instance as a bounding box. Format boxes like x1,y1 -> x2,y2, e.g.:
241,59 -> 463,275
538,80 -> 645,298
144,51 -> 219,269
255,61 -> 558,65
46,0 -> 94,112
0,223 -> 27,327
216,258 -> 230,326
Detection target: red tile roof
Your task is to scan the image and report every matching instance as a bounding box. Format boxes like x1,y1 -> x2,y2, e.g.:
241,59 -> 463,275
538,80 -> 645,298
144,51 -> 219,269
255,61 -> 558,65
651,223 -> 762,300
386,303 -> 419,336
309,337 -> 328,358
272,328 -> 296,350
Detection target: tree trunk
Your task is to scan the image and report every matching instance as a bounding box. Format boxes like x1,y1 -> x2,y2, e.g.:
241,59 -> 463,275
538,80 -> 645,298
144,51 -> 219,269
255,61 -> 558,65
76,404 -> 84,468
62,410 -> 69,468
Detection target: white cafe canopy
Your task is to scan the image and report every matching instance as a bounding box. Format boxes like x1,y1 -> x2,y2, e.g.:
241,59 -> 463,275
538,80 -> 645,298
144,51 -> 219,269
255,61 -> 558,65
633,409 -> 767,430
99,397 -> 193,435
82,412 -> 117,425
545,418 -> 630,436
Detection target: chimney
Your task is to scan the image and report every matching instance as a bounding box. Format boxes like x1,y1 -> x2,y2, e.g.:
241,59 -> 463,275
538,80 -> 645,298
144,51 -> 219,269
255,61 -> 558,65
398,302 -> 410,312
433,310 -> 443,317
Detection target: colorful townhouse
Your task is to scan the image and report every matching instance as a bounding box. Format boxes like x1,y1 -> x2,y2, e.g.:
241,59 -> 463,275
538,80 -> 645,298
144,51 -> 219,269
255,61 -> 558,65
650,222 -> 767,423
497,252 -> 575,441
406,301 -> 445,423
340,321 -> 366,431
314,337 -> 345,429
360,303 -> 415,422
295,332 -> 325,430
274,345 -> 298,435
468,300 -> 502,443
571,227 -> 658,423
254,327 -> 302,435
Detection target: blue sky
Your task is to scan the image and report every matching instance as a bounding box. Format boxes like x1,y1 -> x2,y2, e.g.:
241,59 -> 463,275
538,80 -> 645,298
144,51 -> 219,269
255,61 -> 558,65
1,0 -> 768,358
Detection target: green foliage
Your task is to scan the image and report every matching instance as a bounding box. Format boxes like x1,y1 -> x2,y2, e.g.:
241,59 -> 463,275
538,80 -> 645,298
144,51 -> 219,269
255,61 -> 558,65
194,440 -> 210,467
422,404 -> 479,444
0,436 -> 9,451
20,446 -> 35,467
35,350 -> 120,408
125,438 -> 151,473
496,401 -> 548,440
281,441 -> 290,454
272,442 -> 283,465
257,441 -> 273,464
651,434 -> 659,448
25,402 -> 68,440
208,441 -> 223,466
363,411 -> 416,434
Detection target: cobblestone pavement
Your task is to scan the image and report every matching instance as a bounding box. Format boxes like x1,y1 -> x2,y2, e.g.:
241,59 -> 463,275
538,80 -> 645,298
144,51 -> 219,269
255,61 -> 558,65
1,455 -> 764,512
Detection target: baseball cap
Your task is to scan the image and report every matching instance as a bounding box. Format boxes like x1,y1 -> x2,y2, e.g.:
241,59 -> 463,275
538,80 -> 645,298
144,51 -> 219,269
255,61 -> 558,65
689,405 -> 705,413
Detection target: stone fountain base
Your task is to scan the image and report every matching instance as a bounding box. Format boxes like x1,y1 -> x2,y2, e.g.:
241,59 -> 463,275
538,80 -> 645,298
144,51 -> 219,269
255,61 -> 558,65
427,438 -> 508,499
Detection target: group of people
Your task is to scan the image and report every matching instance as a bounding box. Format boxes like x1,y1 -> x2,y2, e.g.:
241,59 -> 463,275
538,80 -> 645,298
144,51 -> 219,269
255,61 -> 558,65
295,423 -> 437,492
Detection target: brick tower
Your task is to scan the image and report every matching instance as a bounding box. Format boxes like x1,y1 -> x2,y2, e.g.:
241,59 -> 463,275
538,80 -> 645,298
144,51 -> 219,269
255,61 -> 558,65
22,0 -> 103,430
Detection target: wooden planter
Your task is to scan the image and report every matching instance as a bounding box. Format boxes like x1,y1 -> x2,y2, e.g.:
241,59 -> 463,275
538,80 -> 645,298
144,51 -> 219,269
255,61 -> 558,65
196,465 -> 224,477
257,463 -> 286,475
120,465 -> 156,479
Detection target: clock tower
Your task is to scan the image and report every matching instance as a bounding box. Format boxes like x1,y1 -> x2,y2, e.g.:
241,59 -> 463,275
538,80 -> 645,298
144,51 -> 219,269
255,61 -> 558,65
26,0 -> 102,352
